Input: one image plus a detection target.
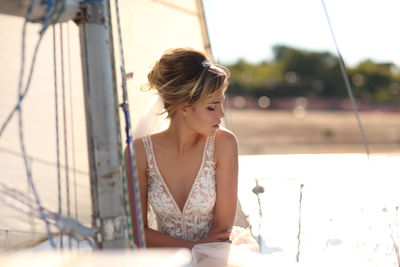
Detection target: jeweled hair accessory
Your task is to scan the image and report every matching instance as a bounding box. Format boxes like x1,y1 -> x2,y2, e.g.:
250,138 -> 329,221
201,60 -> 224,76
201,60 -> 211,68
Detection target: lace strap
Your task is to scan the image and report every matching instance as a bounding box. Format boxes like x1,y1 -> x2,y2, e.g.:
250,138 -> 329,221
204,132 -> 216,164
141,135 -> 153,168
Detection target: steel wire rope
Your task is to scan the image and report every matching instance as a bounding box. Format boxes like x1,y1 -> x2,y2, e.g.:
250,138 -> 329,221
321,0 -> 370,158
52,24 -> 64,249
58,22 -> 72,249
110,0 -> 146,248
50,0 -> 69,249
66,21 -> 79,247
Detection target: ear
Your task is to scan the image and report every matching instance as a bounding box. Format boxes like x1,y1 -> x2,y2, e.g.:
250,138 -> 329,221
178,104 -> 189,116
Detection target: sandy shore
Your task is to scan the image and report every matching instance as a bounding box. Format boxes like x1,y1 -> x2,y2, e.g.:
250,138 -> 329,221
225,109 -> 400,155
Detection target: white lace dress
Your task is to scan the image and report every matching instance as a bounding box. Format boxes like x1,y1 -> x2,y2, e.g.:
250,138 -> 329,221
142,134 -> 263,266
142,134 -> 216,241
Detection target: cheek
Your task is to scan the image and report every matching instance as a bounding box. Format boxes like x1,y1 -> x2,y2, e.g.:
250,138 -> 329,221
191,111 -> 211,127
197,111 -> 213,124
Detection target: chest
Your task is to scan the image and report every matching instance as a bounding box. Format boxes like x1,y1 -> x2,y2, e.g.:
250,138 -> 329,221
155,148 -> 205,208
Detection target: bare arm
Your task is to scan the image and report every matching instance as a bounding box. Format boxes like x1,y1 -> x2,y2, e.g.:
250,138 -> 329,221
125,139 -> 148,247
143,227 -> 230,248
211,128 -> 239,234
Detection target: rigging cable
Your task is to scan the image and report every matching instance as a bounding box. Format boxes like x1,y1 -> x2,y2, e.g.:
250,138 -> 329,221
0,146 -> 87,175
0,33 -> 39,136
66,21 -> 79,248
0,182 -> 97,248
321,0 -> 370,158
15,0 -> 68,249
59,22 -> 72,249
0,0 -> 66,137
100,0 -> 136,248
27,166 -> 37,245
52,24 -> 63,249
104,0 -> 135,249
14,4 -> 57,248
0,0 -> 84,249
104,0 -> 136,249
48,0 -> 69,249
66,22 -> 78,219
64,22 -> 79,226
110,0 -> 146,248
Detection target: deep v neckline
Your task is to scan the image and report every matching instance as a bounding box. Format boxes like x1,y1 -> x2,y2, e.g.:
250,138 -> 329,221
148,135 -> 208,215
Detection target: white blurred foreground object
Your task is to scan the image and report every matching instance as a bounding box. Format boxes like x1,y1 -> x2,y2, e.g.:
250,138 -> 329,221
1,249 -> 192,267
192,226 -> 264,267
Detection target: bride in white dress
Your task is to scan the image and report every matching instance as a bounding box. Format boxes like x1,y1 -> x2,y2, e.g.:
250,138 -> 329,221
127,48 -> 261,266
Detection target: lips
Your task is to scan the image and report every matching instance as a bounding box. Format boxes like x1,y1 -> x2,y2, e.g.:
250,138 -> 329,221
213,124 -> 220,129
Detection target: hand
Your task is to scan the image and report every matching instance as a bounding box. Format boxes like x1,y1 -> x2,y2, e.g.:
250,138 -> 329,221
194,228 -> 232,246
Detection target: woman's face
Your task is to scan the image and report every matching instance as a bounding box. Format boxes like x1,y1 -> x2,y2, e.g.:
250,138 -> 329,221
185,93 -> 225,136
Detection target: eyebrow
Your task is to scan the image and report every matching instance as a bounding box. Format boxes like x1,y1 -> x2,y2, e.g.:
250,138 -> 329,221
208,97 -> 226,105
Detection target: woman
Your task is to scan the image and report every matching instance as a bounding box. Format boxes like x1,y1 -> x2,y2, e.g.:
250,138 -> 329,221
127,48 -> 260,265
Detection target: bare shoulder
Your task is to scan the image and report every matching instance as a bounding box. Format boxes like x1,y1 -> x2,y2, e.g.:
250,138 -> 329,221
134,138 -> 147,162
133,137 -> 145,152
215,127 -> 238,146
124,138 -> 144,155
214,127 -> 238,159
124,138 -> 147,169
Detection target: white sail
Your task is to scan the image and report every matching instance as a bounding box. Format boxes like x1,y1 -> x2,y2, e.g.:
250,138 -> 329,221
0,0 -> 212,249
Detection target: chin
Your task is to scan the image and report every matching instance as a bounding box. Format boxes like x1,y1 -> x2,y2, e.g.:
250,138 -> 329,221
196,126 -> 218,136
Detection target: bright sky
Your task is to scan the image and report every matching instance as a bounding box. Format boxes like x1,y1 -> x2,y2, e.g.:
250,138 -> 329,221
203,0 -> 400,67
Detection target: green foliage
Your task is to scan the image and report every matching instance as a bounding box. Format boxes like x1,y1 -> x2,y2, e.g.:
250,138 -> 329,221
226,45 -> 400,104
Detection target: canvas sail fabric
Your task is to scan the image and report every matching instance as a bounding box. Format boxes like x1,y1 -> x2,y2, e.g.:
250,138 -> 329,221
0,15 -> 91,250
0,0 -> 213,250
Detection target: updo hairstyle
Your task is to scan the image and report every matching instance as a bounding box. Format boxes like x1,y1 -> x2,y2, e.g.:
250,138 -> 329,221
144,47 -> 229,118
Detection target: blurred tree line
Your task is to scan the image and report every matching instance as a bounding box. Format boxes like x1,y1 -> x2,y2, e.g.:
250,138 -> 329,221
227,45 -> 400,104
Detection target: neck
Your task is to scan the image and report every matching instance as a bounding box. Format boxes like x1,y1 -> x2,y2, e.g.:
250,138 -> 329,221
165,118 -> 201,156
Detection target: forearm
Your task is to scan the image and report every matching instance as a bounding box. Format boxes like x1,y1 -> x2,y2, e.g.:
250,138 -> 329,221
145,228 -> 196,249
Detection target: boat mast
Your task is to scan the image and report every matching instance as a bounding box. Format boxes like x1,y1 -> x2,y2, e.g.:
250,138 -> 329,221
76,0 -> 127,249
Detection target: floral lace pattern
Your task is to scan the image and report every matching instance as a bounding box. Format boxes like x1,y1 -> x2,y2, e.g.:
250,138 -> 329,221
142,134 -> 216,241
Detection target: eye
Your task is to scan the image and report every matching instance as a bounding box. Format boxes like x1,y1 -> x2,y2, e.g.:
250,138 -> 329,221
207,106 -> 216,111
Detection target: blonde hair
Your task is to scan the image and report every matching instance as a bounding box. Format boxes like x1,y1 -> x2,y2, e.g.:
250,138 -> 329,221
143,48 -> 229,118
